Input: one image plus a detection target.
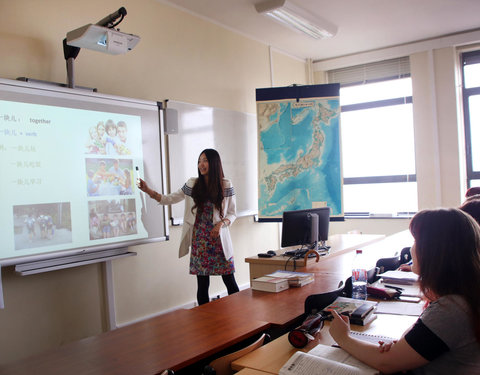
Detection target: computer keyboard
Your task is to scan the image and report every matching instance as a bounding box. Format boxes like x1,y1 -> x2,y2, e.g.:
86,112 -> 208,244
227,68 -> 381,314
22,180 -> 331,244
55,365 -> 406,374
283,246 -> 330,258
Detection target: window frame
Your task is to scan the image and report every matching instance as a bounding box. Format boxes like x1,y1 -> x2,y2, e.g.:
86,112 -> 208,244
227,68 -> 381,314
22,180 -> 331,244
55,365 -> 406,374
461,50 -> 480,187
339,76 -> 417,217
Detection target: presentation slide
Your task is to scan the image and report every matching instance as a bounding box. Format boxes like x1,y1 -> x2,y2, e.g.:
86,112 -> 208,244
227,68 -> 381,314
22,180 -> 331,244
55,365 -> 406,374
0,80 -> 167,264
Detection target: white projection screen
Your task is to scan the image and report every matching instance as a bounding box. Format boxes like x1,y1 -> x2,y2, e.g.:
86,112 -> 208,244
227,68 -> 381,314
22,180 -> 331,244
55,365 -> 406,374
0,78 -> 168,266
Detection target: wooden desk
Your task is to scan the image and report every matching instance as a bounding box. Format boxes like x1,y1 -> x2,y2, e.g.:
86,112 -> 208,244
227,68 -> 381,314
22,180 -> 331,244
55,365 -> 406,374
0,231 -> 414,374
236,369 -> 273,375
0,308 -> 269,375
197,232 -> 413,330
194,276 -> 343,328
310,230 -> 413,280
232,314 -> 418,374
245,234 -> 386,280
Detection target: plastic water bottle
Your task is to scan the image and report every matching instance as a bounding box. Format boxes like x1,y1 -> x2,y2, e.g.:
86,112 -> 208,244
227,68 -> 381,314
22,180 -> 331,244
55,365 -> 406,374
352,249 -> 367,300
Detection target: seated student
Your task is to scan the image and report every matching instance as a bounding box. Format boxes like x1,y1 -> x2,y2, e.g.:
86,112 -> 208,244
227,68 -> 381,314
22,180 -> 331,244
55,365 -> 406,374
465,186 -> 480,198
399,195 -> 480,272
460,193 -> 480,220
329,208 -> 480,374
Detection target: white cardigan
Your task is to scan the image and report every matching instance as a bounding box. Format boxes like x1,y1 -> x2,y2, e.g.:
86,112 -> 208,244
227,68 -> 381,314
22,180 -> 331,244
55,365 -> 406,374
159,177 -> 237,259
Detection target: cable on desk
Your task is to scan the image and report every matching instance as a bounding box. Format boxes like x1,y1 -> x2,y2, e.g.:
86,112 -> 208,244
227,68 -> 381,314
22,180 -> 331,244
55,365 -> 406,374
284,256 -> 297,271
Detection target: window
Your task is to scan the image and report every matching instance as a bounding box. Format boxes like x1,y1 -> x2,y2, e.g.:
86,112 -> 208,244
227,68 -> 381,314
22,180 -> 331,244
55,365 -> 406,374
461,50 -> 480,188
328,58 -> 417,216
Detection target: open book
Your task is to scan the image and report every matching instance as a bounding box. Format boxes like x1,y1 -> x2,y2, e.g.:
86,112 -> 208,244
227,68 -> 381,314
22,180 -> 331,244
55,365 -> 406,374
280,344 -> 378,375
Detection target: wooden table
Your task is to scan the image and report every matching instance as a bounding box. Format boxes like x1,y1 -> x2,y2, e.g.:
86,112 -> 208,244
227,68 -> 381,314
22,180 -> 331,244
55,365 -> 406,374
194,276 -> 343,328
309,230 -> 413,280
245,234 -> 386,280
0,231 -> 414,375
232,313 -> 418,374
236,369 -> 273,375
197,231 -> 413,330
0,308 -> 269,375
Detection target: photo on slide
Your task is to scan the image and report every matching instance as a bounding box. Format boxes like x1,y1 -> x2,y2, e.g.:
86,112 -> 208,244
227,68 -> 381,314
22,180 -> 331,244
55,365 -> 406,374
85,119 -> 134,156
13,202 -> 72,250
85,158 -> 134,197
88,198 -> 137,240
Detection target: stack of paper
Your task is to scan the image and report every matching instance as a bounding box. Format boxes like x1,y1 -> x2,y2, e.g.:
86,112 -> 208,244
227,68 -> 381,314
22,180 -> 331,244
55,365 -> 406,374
266,270 -> 315,287
378,270 -> 418,285
251,276 -> 289,292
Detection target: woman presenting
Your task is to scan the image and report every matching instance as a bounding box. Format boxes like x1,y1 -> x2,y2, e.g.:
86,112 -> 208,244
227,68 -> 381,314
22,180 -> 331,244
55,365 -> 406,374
137,148 -> 240,305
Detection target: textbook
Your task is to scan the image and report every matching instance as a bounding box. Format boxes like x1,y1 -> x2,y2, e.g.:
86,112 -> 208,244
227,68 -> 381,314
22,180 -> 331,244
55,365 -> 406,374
266,270 -> 315,287
251,276 -> 289,292
279,344 -> 378,375
349,308 -> 377,326
322,297 -> 377,325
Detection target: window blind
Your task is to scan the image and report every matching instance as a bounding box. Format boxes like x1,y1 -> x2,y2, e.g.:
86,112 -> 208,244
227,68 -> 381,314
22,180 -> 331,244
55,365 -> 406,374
327,57 -> 410,86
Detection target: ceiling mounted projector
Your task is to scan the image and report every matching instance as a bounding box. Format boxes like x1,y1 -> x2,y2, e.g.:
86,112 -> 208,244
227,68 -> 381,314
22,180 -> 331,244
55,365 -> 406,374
66,24 -> 140,55
63,7 -> 141,88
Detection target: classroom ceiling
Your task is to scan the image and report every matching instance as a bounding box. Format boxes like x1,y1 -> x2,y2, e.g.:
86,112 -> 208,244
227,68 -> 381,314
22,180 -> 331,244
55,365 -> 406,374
160,0 -> 480,61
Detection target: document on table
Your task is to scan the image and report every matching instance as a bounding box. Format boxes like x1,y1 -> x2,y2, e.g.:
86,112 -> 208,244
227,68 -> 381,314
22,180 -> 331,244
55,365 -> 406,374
376,301 -> 424,316
378,270 -> 418,285
371,279 -> 422,297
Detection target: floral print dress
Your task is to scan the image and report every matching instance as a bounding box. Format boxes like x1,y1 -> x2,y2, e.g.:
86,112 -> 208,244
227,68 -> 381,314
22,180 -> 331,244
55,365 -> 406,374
190,201 -> 235,275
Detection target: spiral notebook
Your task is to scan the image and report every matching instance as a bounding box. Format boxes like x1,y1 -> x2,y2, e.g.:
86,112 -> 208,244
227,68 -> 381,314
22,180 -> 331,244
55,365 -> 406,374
349,331 -> 396,344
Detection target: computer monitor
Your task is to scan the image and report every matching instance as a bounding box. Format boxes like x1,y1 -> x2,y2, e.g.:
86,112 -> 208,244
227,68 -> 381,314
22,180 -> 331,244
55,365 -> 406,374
281,207 -> 330,256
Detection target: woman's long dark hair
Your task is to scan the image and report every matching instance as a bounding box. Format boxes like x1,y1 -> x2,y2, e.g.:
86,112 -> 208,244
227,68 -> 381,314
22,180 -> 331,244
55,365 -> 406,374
191,149 -> 225,217
409,208 -> 480,341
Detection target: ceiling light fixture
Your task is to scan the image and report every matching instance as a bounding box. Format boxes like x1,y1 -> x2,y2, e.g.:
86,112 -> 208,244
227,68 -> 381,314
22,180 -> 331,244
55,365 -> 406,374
255,0 -> 337,40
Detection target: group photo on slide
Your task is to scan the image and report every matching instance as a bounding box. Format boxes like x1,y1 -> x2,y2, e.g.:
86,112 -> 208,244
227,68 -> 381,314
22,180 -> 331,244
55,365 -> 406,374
85,158 -> 135,197
88,199 -> 138,240
12,202 -> 73,250
85,119 -> 134,156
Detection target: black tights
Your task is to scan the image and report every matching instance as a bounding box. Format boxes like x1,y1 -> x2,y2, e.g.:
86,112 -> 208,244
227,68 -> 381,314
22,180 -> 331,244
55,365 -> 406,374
196,274 -> 240,305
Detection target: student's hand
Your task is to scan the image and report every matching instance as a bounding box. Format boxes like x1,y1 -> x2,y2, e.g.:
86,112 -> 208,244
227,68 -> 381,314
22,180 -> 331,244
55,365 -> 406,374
398,264 -> 412,272
211,222 -> 222,239
329,310 -> 351,345
377,340 -> 397,353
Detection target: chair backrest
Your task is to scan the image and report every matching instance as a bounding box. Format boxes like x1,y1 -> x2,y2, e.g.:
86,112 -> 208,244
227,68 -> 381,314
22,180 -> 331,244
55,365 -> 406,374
376,247 -> 412,274
400,247 -> 412,264
304,284 -> 345,315
375,256 -> 400,274
205,333 -> 268,375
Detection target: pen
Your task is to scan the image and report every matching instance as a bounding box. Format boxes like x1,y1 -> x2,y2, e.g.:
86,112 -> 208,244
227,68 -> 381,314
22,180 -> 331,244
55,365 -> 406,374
331,344 -> 341,348
385,285 -> 404,292
135,166 -> 141,186
136,166 -> 147,213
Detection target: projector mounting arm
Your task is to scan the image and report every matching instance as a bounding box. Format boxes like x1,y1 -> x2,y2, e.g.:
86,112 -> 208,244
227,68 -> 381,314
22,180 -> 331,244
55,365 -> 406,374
96,7 -> 127,28
63,7 -> 128,89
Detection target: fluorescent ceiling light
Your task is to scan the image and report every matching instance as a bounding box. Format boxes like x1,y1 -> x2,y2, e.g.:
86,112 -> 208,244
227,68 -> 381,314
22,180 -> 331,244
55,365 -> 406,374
66,24 -> 140,55
255,0 -> 337,39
